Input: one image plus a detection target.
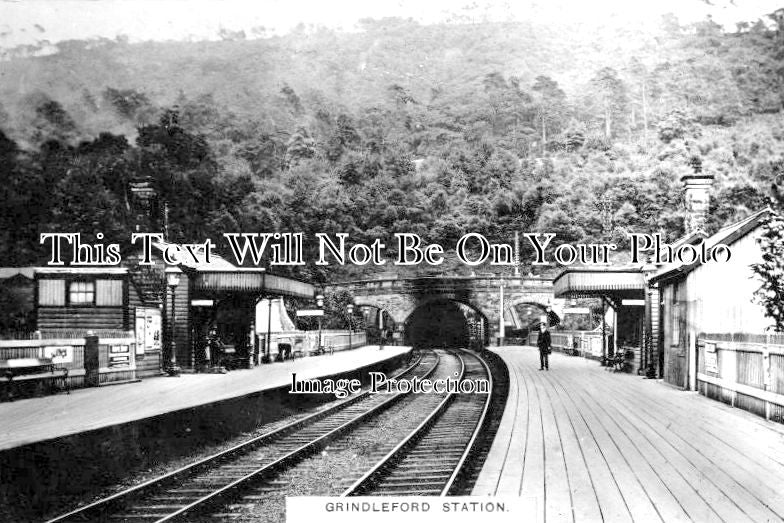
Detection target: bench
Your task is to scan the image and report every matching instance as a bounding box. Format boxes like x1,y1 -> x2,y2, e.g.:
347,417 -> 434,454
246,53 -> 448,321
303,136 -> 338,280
0,357 -> 69,401
606,350 -> 632,372
305,344 -> 334,357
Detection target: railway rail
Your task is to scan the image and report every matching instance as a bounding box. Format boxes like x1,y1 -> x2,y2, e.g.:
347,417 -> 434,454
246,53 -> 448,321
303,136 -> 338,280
47,351 -> 434,523
48,348 -> 493,522
218,348 -> 467,521
342,349 -> 493,496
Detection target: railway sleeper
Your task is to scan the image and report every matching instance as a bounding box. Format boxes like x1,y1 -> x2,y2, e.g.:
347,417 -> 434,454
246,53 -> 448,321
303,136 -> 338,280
377,480 -> 448,488
376,489 -> 442,496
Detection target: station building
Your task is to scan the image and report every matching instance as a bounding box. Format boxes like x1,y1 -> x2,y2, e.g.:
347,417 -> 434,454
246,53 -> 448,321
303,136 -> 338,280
13,178 -> 315,385
31,243 -> 313,380
550,173 -> 758,383
650,209 -> 784,390
553,169 -> 783,421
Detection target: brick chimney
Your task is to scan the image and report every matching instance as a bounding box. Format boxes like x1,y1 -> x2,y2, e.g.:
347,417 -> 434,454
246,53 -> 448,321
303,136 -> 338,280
681,168 -> 714,234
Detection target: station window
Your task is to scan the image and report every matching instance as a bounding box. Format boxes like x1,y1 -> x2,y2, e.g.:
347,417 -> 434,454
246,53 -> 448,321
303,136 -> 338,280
96,279 -> 123,306
39,279 -> 66,306
69,281 -> 95,305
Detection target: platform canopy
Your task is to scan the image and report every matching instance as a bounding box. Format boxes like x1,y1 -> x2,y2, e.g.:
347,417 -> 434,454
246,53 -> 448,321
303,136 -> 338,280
148,241 -> 315,299
553,268 -> 646,301
191,270 -> 314,299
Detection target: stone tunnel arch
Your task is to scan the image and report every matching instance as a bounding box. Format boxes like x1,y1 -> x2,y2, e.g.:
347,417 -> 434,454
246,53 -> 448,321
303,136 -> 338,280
505,298 -> 561,339
403,298 -> 490,350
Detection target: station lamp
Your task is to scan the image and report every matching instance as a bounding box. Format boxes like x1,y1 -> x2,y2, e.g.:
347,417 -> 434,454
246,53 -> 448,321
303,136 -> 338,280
165,269 -> 181,376
347,303 -> 354,350
316,294 -> 324,351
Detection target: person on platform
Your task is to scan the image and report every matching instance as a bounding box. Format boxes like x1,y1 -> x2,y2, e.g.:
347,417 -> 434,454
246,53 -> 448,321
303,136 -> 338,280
538,322 -> 551,371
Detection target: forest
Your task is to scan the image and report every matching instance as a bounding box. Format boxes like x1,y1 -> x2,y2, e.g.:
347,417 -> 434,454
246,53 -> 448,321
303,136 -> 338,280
1,12 -> 784,284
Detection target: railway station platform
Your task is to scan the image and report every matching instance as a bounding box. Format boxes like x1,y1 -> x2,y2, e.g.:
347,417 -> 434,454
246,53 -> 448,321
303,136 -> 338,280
0,344 -> 409,451
473,345 -> 784,522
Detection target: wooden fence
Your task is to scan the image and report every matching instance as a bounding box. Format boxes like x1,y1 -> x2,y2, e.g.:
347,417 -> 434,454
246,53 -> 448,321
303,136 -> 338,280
544,331 -> 606,359
698,333 -> 784,423
0,332 -> 137,389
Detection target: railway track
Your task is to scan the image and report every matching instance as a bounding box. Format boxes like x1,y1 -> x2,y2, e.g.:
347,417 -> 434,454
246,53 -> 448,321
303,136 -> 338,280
47,350 -> 436,523
217,348 -> 466,521
342,349 -> 493,497
49,348 -> 493,522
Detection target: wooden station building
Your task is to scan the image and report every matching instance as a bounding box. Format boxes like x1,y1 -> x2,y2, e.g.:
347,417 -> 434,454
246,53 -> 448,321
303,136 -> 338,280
28,177 -> 315,379
552,168 -> 784,428
551,172 -> 728,380
33,245 -> 314,376
650,208 -> 773,390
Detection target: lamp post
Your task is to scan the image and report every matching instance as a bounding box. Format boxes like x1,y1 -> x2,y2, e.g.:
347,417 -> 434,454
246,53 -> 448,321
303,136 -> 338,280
316,294 -> 324,352
347,303 -> 354,350
165,269 -> 181,376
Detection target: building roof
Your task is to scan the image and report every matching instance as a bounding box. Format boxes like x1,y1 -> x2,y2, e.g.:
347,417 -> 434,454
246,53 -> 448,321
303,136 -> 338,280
553,268 -> 646,300
650,207 -> 771,285
150,241 -> 315,299
0,267 -> 36,279
671,229 -> 709,248
151,241 -> 239,272
35,267 -> 129,275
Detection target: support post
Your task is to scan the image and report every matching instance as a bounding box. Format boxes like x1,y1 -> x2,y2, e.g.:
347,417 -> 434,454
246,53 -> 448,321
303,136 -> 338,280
263,297 -> 272,364
688,330 -> 697,391
613,304 -> 618,361
498,283 -> 505,346
601,297 -> 607,365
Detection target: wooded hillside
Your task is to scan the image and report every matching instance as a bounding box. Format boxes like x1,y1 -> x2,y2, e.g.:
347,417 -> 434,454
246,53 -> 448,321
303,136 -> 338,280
1,13 -> 783,281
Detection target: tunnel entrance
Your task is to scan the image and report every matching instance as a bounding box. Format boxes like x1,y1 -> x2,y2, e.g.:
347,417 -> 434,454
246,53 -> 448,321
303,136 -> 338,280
404,300 -> 488,350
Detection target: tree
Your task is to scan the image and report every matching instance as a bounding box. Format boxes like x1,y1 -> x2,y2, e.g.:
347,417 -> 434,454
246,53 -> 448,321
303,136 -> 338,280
589,67 -> 628,140
531,75 -> 566,152
31,98 -> 77,143
284,127 -> 316,167
627,57 -> 657,139
103,87 -> 154,122
0,131 -> 45,264
751,210 -> 784,332
480,72 -> 534,145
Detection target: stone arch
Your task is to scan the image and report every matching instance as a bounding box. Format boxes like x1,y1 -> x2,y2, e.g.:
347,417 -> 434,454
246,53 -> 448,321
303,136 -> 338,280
507,295 -> 553,311
506,297 -> 561,330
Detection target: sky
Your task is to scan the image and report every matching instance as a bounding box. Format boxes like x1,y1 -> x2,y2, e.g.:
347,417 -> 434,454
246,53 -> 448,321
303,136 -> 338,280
0,0 -> 782,48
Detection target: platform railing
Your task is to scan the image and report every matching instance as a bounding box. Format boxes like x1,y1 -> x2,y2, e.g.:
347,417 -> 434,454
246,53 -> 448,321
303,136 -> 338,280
697,333 -> 784,423
261,330 -> 369,359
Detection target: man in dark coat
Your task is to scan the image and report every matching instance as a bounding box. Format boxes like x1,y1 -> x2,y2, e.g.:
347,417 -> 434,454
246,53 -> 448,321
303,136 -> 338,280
537,322 -> 551,370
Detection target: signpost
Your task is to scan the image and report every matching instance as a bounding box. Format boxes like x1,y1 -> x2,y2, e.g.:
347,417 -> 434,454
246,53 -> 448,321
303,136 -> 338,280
296,310 -> 325,317
622,299 -> 646,306
704,341 -> 718,375
300,297 -> 325,352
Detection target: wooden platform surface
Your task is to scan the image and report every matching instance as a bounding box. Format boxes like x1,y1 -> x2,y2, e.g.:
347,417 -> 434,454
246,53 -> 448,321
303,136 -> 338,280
473,346 -> 784,522
0,345 -> 409,451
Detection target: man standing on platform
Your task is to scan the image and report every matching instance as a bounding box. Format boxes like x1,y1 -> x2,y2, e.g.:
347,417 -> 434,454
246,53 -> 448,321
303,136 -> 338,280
538,322 -> 551,371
